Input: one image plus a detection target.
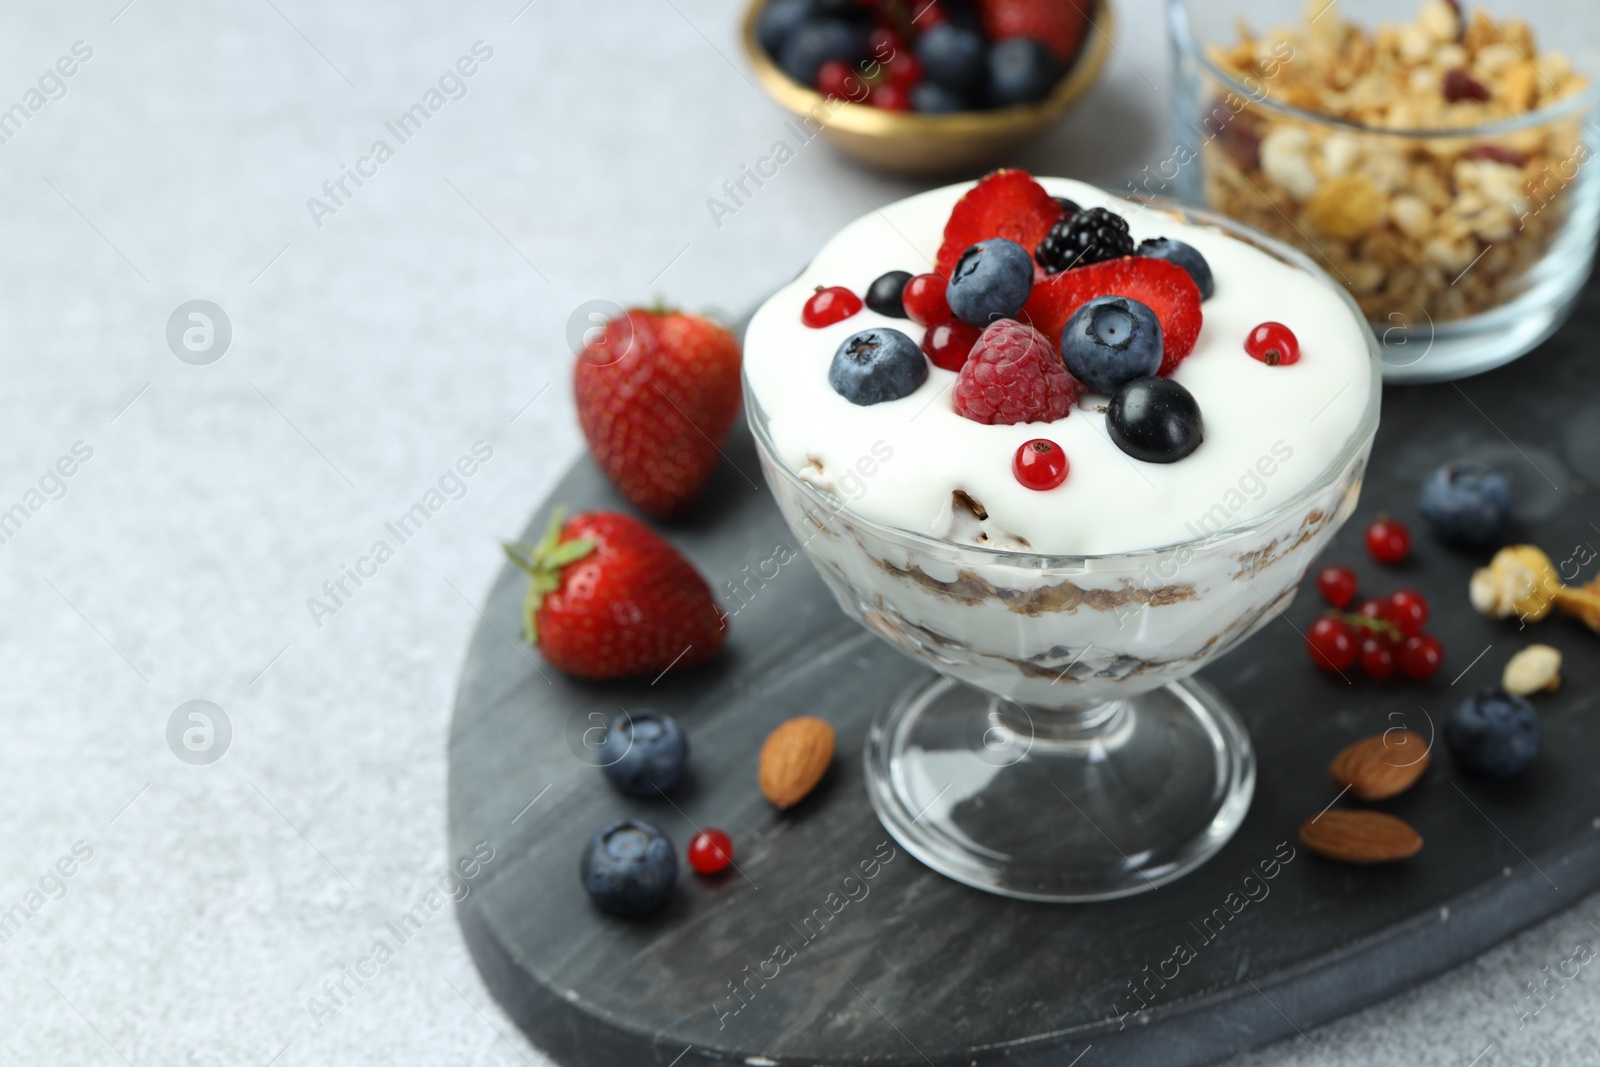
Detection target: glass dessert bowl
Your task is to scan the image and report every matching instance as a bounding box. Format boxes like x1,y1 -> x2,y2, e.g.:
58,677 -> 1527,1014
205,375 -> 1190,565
744,175 -> 1382,901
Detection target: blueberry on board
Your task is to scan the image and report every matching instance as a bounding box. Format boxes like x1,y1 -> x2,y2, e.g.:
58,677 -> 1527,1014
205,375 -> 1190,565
1446,688 -> 1540,777
916,23 -> 987,97
865,270 -> 913,318
757,0 -> 817,56
911,81 -> 972,113
1418,461 -> 1513,545
946,238 -> 1035,326
829,328 -> 928,404
580,820 -> 678,916
1061,295 -> 1163,395
779,19 -> 869,87
1137,237 -> 1215,301
1107,377 -> 1204,463
596,711 -> 688,798
987,38 -> 1062,107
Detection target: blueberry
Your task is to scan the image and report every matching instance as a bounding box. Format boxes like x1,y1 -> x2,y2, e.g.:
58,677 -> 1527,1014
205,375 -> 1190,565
946,238 -> 1034,326
596,711 -> 688,798
865,270 -> 913,318
1053,196 -> 1080,216
910,81 -> 972,113
1446,688 -> 1540,777
1138,237 -> 1215,301
580,820 -> 677,916
1060,296 -> 1163,395
779,19 -> 869,87
987,38 -> 1061,107
1107,377 -> 1203,463
757,0 -> 816,56
916,23 -> 987,96
829,328 -> 927,404
1418,461 -> 1513,546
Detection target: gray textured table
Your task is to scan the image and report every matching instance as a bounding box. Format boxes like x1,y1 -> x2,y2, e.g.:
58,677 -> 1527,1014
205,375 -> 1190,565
3,1 -> 1596,1065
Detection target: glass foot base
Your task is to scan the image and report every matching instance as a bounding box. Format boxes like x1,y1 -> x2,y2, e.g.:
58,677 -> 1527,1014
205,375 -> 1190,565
864,675 -> 1255,902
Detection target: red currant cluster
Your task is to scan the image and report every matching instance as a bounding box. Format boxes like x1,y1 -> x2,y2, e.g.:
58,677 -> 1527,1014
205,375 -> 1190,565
1304,517 -> 1443,680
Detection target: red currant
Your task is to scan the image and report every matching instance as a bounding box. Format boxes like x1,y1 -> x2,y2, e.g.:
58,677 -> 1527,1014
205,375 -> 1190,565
1244,322 -> 1301,366
869,82 -> 911,111
1013,439 -> 1069,490
1359,637 -> 1395,679
869,27 -> 901,58
885,51 -> 923,88
1315,565 -> 1357,609
815,60 -> 856,100
1366,517 -> 1412,565
903,274 -> 951,326
688,828 -> 733,875
802,286 -> 863,328
1387,589 -> 1429,637
1306,616 -> 1358,672
1356,597 -> 1391,624
1397,634 -> 1444,680
921,317 -> 982,371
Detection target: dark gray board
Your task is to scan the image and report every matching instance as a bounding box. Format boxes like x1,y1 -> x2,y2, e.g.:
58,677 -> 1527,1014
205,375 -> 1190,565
448,299 -> 1600,1067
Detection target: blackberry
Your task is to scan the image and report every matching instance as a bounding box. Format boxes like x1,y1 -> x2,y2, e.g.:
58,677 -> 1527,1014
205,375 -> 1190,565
1036,206 -> 1134,274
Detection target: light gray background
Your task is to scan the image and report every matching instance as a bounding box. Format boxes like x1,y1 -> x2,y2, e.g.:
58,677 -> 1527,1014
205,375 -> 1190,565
0,1 -> 1591,1064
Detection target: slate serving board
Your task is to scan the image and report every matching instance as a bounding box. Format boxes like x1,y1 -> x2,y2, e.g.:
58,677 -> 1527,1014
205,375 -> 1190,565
448,292 -> 1600,1067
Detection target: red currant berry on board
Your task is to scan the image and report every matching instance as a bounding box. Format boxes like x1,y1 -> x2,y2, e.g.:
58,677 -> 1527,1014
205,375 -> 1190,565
688,828 -> 733,875
921,317 -> 982,371
903,274 -> 951,326
1357,597 -> 1392,624
1397,634 -> 1444,680
1013,439 -> 1069,490
1315,565 -> 1358,609
1388,589 -> 1429,637
802,286 -> 863,328
1307,616 -> 1358,672
870,82 -> 911,111
1244,322 -> 1300,366
1366,516 -> 1412,564
1359,637 -> 1396,680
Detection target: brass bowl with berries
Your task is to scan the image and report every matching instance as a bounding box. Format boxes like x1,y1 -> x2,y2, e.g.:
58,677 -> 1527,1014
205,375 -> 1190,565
741,0 -> 1114,175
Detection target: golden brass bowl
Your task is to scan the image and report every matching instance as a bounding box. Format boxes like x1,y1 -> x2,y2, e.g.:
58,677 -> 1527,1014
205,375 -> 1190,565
740,0 -> 1113,175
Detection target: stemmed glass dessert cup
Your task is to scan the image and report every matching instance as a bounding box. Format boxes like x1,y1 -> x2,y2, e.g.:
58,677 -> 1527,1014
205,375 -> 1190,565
746,204 -> 1383,902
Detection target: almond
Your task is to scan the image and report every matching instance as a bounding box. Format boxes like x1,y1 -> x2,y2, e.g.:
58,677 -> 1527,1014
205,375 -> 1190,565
1328,731 -> 1431,800
1300,810 -> 1422,864
759,716 -> 835,809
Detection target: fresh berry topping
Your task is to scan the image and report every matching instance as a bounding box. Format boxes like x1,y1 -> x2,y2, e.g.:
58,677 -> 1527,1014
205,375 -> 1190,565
1060,295 -> 1163,395
1359,637 -> 1396,679
1446,688 -> 1540,777
911,81 -> 971,112
915,23 -> 987,96
1443,68 -> 1491,103
935,170 -> 1063,279
1244,322 -> 1300,366
865,271 -> 913,318
903,273 -> 952,325
1418,461 -> 1512,545
1107,377 -> 1203,463
1306,616 -> 1358,672
976,0 -> 1090,62
581,820 -> 677,916
688,828 -> 735,875
596,711 -> 688,797
1013,438 -> 1069,490
816,58 -> 861,99
920,317 -> 983,371
1316,565 -> 1358,609
953,319 -> 1079,425
947,238 -> 1035,326
987,38 -> 1061,107
1137,237 -> 1215,300
829,327 -> 928,404
1387,589 -> 1429,637
574,310 -> 742,519
1023,256 -> 1203,375
1053,196 -> 1080,216
1035,206 -> 1135,274
803,286 -> 864,328
870,81 -> 912,110
1366,517 -> 1412,565
1397,633 -> 1444,680
779,20 -> 870,87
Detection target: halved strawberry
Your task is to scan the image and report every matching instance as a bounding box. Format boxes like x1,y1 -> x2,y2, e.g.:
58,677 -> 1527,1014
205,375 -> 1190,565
1023,257 -> 1203,376
934,170 -> 1063,280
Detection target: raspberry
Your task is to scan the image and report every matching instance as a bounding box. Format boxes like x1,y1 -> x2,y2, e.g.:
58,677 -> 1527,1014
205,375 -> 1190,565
935,170 -> 1063,280
953,320 -> 1079,425
1036,206 -> 1134,274
1023,257 -> 1204,375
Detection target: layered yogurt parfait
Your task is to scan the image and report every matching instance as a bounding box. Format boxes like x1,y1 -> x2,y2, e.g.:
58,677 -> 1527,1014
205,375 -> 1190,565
744,171 -> 1381,900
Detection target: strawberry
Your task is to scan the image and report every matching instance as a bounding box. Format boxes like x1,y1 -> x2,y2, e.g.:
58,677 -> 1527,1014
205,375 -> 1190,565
975,0 -> 1091,62
934,170 -> 1063,280
503,510 -> 726,680
575,308 -> 742,520
1023,257 -> 1203,375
